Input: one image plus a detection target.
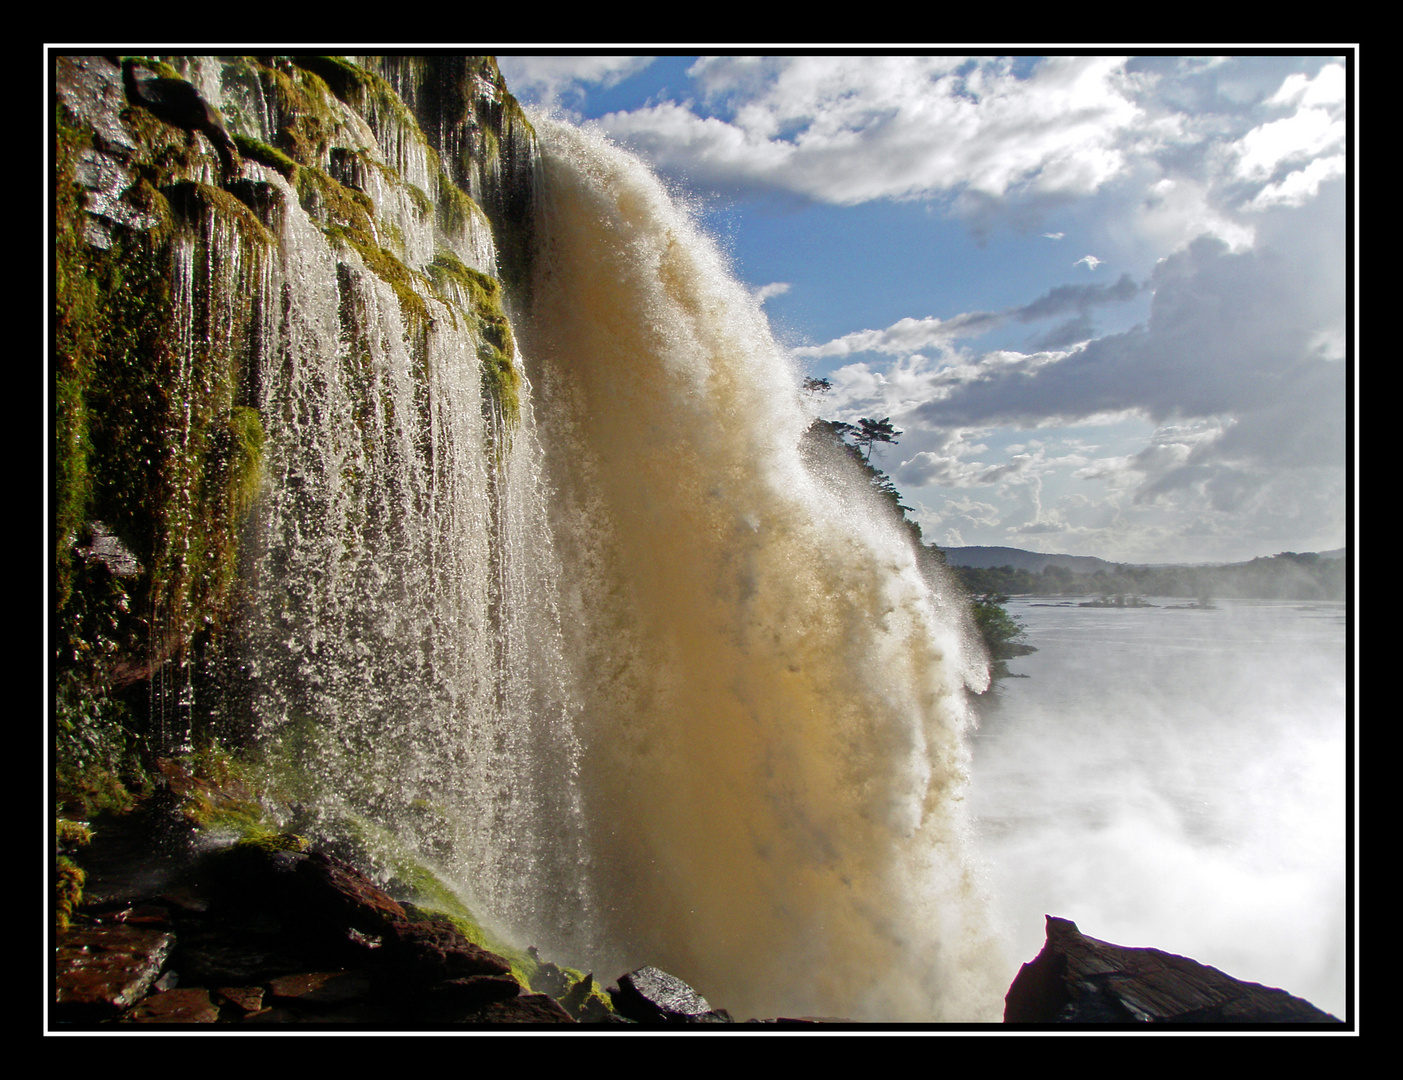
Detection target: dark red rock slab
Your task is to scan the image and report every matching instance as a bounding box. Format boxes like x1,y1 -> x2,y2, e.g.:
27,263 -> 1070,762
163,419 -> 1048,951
290,851 -> 408,938
171,918 -> 303,985
1005,916 -> 1342,1024
423,974 -> 522,1011
197,844 -> 408,965
382,915 -> 514,982
215,985 -> 265,1014
466,993 -> 577,1024
123,987 -> 220,1023
267,970 -> 374,1009
55,924 -> 175,1018
109,902 -> 173,926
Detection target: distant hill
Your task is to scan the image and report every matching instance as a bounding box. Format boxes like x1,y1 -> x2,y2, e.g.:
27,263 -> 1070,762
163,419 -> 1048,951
939,545 -> 1346,602
942,546 -> 1118,574
942,544 -> 1345,573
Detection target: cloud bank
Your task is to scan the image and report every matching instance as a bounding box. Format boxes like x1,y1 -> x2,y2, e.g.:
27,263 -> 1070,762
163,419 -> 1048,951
597,56 -> 1148,206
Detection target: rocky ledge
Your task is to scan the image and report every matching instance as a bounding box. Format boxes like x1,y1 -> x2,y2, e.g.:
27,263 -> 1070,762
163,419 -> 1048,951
53,831 -> 846,1027
56,841 -> 574,1026
1005,915 -> 1341,1025
54,861 -> 1346,1028
53,791 -> 1342,1027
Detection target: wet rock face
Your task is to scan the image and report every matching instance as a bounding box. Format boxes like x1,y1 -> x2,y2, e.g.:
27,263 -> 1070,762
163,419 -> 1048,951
52,843 -> 542,1027
608,966 -> 733,1024
120,59 -> 241,176
1004,916 -> 1341,1025
55,924 -> 175,1018
61,846 -> 1348,1027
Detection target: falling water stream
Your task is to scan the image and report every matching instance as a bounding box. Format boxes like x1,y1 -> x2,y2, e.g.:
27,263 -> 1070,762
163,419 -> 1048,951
222,99 -> 1005,1020
515,119 -> 1004,1020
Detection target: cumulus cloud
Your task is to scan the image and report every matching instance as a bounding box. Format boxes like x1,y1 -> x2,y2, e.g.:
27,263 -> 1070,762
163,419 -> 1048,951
1247,154 -> 1346,209
1014,273 -> 1140,322
793,310 -> 1002,359
1233,107 -> 1343,181
1266,63 -> 1346,110
561,53 -> 1348,561
1138,177 -> 1257,253
889,229 -> 1346,540
1227,62 -> 1345,215
498,56 -> 655,108
914,235 -> 1343,435
597,55 -> 1147,206
798,272 -> 1139,363
892,427 -> 1096,499
751,281 -> 791,304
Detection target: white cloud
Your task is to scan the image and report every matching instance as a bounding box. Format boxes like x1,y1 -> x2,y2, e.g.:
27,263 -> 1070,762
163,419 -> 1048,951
1247,154 -> 1346,210
1226,62 -> 1346,217
1139,177 -> 1256,253
598,56 -> 1146,206
498,56 -> 655,107
933,495 -> 1002,527
793,311 -> 1000,359
799,274 -> 1139,368
1233,107 -> 1344,181
752,281 -> 791,304
913,235 -> 1343,432
1266,63 -> 1346,109
554,54 -> 1348,563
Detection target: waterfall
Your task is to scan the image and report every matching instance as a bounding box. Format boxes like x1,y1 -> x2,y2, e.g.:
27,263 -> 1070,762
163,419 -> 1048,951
236,103 -> 1001,1024
59,55 -> 1004,1022
514,118 -> 1004,1020
196,58 -> 595,959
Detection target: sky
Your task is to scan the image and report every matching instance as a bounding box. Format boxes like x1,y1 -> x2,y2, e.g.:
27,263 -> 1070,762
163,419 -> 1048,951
499,53 -> 1353,565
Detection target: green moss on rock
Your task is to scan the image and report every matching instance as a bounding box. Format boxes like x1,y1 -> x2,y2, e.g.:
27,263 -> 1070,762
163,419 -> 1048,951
296,164 -> 377,245
233,133 -> 299,181
55,855 -> 86,932
122,56 -> 182,81
54,56 -> 554,985
256,59 -> 338,167
163,179 -> 275,248
329,227 -> 433,340
428,250 -> 520,427
56,62 -> 276,793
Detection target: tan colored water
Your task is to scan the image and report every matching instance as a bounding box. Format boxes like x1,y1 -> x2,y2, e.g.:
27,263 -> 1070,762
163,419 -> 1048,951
518,119 -> 1005,1020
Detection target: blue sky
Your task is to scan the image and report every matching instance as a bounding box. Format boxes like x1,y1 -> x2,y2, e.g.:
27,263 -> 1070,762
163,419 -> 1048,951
499,54 -> 1351,564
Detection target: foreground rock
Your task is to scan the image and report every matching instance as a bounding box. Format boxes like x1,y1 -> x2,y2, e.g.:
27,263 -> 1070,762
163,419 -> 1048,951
53,831 -> 750,1026
608,966 -> 733,1024
53,840 -> 576,1026
56,815 -> 1340,1027
1005,916 -> 1341,1024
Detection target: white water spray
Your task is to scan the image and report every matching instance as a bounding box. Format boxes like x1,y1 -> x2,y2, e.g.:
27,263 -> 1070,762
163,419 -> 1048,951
517,119 -> 1004,1020
222,71 -> 1004,1020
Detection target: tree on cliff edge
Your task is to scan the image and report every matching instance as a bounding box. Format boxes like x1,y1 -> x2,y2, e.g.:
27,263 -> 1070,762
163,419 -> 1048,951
852,417 -> 901,463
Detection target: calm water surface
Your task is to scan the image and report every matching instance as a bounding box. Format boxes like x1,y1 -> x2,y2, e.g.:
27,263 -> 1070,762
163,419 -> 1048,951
968,596 -> 1349,1019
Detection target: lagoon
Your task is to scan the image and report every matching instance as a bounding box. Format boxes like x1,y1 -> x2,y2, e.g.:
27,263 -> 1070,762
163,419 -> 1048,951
969,596 -> 1349,1019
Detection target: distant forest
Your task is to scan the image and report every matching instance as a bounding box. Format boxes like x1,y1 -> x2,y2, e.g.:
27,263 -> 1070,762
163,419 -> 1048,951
945,550 -> 1346,602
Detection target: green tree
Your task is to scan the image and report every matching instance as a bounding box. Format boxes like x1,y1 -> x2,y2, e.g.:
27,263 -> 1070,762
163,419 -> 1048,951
852,417 -> 901,463
970,595 -> 1030,661
969,594 -> 1037,686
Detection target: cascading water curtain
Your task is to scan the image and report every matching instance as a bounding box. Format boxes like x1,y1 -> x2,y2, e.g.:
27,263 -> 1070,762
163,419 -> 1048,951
519,118 -> 1006,1022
